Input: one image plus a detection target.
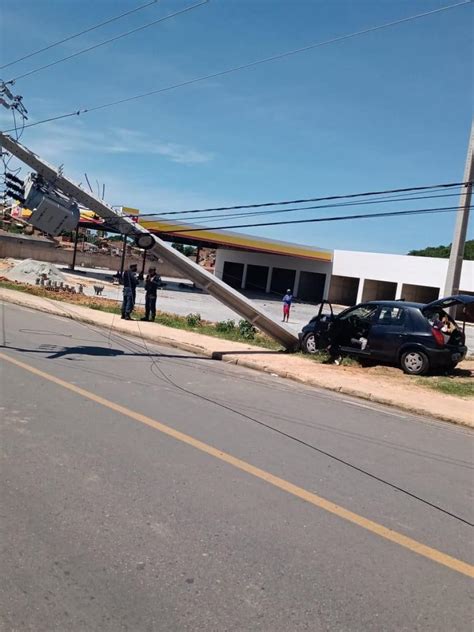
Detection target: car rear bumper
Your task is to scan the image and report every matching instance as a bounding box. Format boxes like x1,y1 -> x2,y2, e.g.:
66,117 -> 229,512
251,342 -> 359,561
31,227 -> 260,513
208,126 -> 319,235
426,346 -> 467,367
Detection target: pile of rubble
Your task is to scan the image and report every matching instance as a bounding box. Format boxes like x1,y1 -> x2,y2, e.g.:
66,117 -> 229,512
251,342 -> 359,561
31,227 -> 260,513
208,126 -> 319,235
35,277 -> 84,294
4,258 -> 84,294
197,248 -> 216,271
6,259 -> 66,284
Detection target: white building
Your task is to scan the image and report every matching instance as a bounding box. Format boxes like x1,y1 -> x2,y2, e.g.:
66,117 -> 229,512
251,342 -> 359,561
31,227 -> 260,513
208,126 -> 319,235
214,246 -> 474,305
141,217 -> 474,306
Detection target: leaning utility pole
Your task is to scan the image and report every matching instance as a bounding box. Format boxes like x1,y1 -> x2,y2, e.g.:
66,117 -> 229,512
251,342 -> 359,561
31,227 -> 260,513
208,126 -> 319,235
444,121 -> 474,296
0,131 -> 299,350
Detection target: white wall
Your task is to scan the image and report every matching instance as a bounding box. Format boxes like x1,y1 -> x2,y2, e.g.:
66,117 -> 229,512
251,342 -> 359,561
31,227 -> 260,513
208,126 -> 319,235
333,250 -> 474,301
215,247 -> 474,303
215,248 -> 332,297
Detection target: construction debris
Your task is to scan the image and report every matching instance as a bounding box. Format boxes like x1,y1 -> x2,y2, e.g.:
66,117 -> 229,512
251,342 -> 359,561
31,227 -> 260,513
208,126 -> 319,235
5,258 -> 67,286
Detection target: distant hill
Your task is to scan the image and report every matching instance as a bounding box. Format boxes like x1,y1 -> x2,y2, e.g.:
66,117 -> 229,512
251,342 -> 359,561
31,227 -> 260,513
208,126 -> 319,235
408,239 -> 474,260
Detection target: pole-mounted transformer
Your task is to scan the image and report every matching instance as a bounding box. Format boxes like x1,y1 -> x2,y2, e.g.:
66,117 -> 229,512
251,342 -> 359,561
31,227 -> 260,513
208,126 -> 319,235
4,171 -> 80,236
23,174 -> 80,236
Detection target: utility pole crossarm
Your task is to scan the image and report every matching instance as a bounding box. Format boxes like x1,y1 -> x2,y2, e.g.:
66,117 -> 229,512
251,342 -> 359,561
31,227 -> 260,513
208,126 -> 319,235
0,132 -> 299,349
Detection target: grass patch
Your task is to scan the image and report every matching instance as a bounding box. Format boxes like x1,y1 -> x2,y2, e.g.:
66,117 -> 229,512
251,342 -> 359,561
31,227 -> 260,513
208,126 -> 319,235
0,279 -> 282,350
339,355 -> 361,367
154,311 -> 280,349
303,350 -> 331,364
417,377 -> 474,398
300,350 -> 362,367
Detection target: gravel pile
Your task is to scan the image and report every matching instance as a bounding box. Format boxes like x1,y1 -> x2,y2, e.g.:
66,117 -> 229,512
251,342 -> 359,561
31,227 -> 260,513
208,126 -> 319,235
5,259 -> 67,285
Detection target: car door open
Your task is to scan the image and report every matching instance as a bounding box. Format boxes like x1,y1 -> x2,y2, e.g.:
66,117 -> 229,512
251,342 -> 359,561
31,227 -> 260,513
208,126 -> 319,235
369,305 -> 408,361
332,304 -> 378,355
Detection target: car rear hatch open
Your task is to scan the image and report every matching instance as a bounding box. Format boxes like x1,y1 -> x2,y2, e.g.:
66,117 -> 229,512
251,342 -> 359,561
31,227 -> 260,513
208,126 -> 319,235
422,294 -> 474,348
424,294 -> 474,330
423,295 -> 474,312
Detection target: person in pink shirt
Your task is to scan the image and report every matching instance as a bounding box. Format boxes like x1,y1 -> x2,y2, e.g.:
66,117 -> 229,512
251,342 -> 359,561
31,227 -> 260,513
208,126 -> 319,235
282,289 -> 293,322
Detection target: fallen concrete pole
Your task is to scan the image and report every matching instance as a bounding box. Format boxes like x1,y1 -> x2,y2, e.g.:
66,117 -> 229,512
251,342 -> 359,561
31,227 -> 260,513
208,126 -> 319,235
0,132 -> 299,349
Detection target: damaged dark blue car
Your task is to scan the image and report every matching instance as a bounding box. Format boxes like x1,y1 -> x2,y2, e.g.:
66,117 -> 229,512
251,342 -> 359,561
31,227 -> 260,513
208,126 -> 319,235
299,295 -> 474,375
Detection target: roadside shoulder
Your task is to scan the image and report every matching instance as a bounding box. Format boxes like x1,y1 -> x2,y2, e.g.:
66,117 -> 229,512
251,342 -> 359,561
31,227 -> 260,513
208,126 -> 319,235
0,287 -> 472,428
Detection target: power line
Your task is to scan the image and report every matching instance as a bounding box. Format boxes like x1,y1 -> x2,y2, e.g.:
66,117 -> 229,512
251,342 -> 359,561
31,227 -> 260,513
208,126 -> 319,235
145,192 -> 463,224
114,181 -> 468,219
0,0 -> 162,71
8,1 -> 209,83
101,203 -> 463,233
105,191 -> 462,226
138,336 -> 474,528
35,300 -> 472,527
98,186 -> 469,234
144,182 -> 470,216
168,205 -> 461,233
4,0 -> 470,131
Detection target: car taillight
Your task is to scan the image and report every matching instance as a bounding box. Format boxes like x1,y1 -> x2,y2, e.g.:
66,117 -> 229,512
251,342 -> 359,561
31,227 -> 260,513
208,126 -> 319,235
431,327 -> 445,347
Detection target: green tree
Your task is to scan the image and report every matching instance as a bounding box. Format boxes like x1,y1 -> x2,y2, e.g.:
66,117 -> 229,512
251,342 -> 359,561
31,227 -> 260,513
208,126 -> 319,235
172,243 -> 197,257
408,240 -> 473,260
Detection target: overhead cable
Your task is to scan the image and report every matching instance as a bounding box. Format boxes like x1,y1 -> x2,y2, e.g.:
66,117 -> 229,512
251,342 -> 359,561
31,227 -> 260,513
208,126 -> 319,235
116,181 -> 468,219
36,300 -> 473,528
8,1 -> 209,83
4,0 -> 470,131
0,0 -> 162,71
142,181 -> 470,216
152,192 -> 463,224
168,205 -> 461,232
107,191 -> 463,225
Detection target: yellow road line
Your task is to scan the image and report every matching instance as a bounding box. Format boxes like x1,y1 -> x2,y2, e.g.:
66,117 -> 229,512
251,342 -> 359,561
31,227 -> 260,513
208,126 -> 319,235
1,350 -> 473,579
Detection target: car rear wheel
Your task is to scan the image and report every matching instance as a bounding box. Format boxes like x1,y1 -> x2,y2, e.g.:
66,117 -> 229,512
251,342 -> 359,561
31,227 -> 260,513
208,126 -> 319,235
302,333 -> 319,354
400,350 -> 429,375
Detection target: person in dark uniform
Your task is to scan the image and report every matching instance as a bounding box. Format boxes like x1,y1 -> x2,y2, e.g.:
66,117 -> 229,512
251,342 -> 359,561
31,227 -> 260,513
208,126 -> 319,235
141,267 -> 161,322
121,263 -> 138,320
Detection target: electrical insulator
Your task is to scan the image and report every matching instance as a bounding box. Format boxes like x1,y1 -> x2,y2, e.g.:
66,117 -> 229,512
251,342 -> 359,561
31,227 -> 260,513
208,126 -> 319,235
5,173 -> 26,203
5,172 -> 24,186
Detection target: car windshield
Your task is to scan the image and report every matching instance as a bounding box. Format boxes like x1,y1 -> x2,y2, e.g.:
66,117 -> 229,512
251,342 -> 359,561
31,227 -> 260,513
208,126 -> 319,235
338,305 -> 378,321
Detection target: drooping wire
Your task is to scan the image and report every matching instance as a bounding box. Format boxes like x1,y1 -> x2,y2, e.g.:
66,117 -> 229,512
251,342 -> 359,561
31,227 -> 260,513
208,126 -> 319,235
168,205 -> 463,233
107,181 -> 468,220
101,204 -> 463,236
8,1 -> 209,83
3,0 -> 471,131
92,184 -> 469,238
3,254 -> 471,528
73,188 -> 468,240
129,311 -> 474,528
0,0 -> 162,71
139,192 -> 463,225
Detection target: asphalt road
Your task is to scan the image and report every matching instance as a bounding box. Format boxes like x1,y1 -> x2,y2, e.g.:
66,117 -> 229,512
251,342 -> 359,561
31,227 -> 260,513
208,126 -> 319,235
0,303 -> 473,631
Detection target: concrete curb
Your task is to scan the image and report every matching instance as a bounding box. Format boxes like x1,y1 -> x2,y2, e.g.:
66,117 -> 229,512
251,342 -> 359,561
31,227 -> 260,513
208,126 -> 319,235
224,358 -> 474,427
1,288 -> 473,428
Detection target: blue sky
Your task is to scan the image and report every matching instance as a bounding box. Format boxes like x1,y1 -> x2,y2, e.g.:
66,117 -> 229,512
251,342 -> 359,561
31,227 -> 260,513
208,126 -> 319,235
1,0 -> 472,253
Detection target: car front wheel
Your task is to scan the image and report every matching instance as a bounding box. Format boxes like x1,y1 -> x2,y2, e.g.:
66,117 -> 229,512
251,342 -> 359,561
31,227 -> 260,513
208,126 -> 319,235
400,350 -> 430,375
302,333 -> 319,354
